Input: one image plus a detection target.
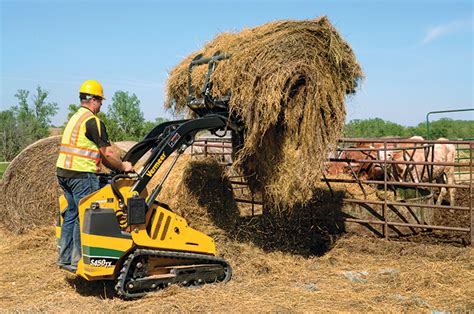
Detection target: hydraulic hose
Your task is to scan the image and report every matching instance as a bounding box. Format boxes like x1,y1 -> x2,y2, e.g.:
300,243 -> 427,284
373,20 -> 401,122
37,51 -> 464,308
111,173 -> 132,206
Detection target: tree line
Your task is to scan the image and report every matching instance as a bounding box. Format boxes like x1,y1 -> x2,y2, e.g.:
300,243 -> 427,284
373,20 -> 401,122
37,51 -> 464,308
0,86 -> 167,161
344,117 -> 473,140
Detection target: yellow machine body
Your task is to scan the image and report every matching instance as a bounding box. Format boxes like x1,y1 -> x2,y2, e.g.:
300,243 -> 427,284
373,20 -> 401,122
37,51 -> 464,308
56,179 -> 218,281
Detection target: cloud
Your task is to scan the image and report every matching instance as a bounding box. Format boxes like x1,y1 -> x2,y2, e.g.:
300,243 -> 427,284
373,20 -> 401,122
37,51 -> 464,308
420,19 -> 473,45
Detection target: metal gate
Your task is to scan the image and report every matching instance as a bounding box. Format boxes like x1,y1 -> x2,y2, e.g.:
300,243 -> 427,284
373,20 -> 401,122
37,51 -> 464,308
191,137 -> 473,245
325,138 -> 473,245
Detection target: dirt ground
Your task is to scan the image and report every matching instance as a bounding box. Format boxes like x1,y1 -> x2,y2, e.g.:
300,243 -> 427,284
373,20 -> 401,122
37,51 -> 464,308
0,225 -> 472,312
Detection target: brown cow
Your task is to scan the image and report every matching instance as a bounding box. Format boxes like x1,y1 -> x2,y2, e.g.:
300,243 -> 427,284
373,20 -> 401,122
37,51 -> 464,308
337,142 -> 397,180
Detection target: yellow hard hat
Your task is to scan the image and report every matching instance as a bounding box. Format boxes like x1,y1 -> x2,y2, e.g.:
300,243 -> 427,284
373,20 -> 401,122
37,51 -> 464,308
79,80 -> 105,99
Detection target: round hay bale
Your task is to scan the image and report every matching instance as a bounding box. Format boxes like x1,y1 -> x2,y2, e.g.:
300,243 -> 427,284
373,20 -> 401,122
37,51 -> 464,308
0,136 -> 62,233
166,16 -> 364,210
0,138 -> 133,234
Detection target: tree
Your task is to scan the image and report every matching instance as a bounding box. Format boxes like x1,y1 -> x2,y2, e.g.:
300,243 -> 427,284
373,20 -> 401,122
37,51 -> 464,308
0,110 -> 21,161
66,104 -> 80,121
13,86 -> 58,143
140,117 -> 169,138
106,91 -> 145,141
0,86 -> 58,161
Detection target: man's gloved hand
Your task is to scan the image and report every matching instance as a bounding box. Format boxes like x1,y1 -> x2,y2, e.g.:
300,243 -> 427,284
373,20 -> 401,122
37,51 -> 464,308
121,161 -> 134,173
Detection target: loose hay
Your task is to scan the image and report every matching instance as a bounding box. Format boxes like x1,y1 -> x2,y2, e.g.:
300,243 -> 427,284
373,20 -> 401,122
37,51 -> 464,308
0,137 -> 134,233
169,158 -> 239,235
0,227 -> 472,312
141,154 -> 239,236
166,16 -> 364,210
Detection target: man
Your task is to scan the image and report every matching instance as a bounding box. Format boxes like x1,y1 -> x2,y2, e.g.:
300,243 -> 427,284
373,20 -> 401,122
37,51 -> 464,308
56,80 -> 133,271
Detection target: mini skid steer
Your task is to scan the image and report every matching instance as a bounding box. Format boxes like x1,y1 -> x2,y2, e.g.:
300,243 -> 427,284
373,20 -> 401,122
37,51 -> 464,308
56,53 -> 243,298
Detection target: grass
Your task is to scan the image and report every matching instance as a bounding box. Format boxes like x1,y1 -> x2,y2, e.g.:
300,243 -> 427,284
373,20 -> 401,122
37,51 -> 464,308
0,162 -> 8,179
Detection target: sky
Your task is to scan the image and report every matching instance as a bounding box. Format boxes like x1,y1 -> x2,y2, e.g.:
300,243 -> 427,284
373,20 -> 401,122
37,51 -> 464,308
1,0 -> 473,127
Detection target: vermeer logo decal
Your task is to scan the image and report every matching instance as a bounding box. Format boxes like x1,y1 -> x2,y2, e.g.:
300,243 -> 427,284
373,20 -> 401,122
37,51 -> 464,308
146,152 -> 167,177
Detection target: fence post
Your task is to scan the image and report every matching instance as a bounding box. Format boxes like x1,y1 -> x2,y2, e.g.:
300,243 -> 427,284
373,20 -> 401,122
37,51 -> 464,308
383,140 -> 388,239
470,142 -> 473,247
262,191 -> 269,217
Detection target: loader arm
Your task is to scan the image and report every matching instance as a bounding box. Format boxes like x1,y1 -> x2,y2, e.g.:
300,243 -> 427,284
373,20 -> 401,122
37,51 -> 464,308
120,52 -> 244,206
127,114 -> 229,196
122,119 -> 189,165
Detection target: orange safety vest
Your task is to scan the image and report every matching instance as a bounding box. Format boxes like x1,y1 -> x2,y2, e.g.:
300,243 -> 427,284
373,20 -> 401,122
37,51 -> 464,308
56,107 -> 102,172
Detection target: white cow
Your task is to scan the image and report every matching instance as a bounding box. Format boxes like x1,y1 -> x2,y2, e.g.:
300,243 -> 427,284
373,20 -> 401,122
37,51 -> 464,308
390,137 -> 456,205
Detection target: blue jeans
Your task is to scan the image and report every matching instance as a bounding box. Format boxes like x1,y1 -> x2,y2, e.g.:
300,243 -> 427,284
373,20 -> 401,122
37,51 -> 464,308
57,173 -> 99,267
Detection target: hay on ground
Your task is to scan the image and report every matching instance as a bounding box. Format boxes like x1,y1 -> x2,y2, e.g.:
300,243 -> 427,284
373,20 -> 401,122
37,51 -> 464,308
0,226 -> 472,312
166,16 -> 364,210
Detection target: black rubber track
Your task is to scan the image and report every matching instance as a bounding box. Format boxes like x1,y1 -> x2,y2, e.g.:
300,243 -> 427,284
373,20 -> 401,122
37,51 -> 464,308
115,249 -> 232,299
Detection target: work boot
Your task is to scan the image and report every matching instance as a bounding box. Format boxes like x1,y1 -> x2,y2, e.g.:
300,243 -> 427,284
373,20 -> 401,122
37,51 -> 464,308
60,264 -> 77,273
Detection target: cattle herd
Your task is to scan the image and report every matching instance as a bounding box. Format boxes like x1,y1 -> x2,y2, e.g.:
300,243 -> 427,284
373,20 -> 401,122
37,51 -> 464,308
191,136 -> 459,207
326,136 -> 457,205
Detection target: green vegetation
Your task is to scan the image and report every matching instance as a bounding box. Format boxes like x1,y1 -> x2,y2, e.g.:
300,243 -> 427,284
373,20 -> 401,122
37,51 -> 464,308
0,86 -> 58,161
105,91 -> 169,141
344,117 -> 473,139
106,91 -> 145,141
0,162 -> 9,179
